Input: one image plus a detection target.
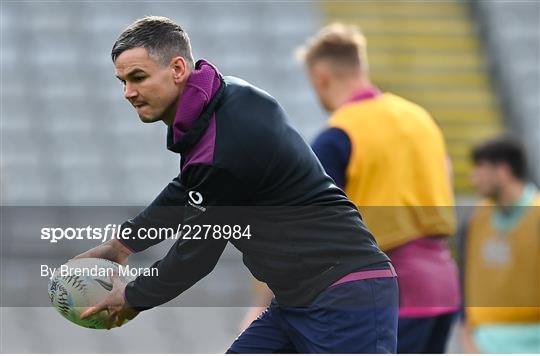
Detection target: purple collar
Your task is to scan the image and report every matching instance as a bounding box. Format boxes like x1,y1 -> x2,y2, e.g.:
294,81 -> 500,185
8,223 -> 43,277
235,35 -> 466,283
345,86 -> 381,105
171,59 -> 222,146
166,59 -> 224,170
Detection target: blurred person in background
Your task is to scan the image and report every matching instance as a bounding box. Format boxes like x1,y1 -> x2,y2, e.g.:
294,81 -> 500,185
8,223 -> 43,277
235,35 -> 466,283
76,16 -> 400,353
460,135 -> 540,353
299,23 -> 460,353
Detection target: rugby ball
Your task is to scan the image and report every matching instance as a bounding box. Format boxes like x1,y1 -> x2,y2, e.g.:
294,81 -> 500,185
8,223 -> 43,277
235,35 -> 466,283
48,258 -> 134,329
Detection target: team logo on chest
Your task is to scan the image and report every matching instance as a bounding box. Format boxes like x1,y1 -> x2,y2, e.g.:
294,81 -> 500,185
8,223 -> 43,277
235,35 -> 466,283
188,191 -> 206,212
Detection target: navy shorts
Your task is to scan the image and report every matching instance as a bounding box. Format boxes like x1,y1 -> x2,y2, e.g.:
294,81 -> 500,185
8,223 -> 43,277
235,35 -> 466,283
227,276 -> 399,353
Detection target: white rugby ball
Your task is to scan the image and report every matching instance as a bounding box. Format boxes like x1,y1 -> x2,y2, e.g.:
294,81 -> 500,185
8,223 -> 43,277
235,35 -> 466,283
48,258 -> 134,329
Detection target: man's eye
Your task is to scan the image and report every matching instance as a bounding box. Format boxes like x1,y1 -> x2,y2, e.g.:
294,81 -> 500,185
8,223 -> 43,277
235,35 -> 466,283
133,76 -> 146,82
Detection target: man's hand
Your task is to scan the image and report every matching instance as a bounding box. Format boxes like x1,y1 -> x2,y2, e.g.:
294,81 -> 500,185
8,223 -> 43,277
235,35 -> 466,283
80,274 -> 139,329
73,239 -> 132,265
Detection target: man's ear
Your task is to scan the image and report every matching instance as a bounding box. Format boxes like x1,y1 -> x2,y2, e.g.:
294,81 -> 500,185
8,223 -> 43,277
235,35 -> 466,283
310,62 -> 331,91
170,56 -> 189,84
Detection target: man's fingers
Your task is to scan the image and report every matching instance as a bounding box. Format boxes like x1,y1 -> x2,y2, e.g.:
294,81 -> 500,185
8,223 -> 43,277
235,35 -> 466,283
116,314 -> 126,327
110,272 -> 124,288
110,272 -> 119,283
80,300 -> 108,319
79,273 -> 130,328
71,249 -> 96,261
80,306 -> 98,319
106,316 -> 113,330
106,310 -> 118,330
70,253 -> 85,261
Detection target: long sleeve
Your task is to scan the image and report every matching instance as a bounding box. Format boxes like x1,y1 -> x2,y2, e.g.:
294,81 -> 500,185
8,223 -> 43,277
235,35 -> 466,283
124,166 -> 248,310
311,128 -> 351,189
125,234 -> 228,310
119,176 -> 186,253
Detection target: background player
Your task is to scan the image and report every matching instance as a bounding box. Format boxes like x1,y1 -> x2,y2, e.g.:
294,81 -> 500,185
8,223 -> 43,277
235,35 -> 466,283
460,135 -> 540,353
299,23 -> 460,353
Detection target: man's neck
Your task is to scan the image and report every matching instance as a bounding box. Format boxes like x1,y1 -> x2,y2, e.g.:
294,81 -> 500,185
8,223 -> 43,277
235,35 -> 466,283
334,78 -> 373,109
161,97 -> 180,127
162,74 -> 191,127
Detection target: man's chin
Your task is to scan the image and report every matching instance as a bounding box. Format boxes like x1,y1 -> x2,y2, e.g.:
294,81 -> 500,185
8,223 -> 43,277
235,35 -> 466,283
138,114 -> 161,124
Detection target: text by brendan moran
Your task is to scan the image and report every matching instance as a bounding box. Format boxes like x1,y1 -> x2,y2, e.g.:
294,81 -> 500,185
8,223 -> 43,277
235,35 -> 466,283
41,264 -> 158,279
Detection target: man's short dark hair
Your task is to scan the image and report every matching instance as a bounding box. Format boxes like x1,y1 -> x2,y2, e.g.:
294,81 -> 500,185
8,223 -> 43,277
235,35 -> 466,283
472,134 -> 527,180
111,16 -> 194,68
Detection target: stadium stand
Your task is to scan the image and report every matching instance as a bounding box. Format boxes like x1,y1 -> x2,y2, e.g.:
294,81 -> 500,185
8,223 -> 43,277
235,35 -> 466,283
2,2 -> 324,206
472,0 -> 539,184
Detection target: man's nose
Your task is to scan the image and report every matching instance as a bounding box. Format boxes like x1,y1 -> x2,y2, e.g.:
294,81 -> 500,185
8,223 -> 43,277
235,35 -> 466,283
124,82 -> 138,100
